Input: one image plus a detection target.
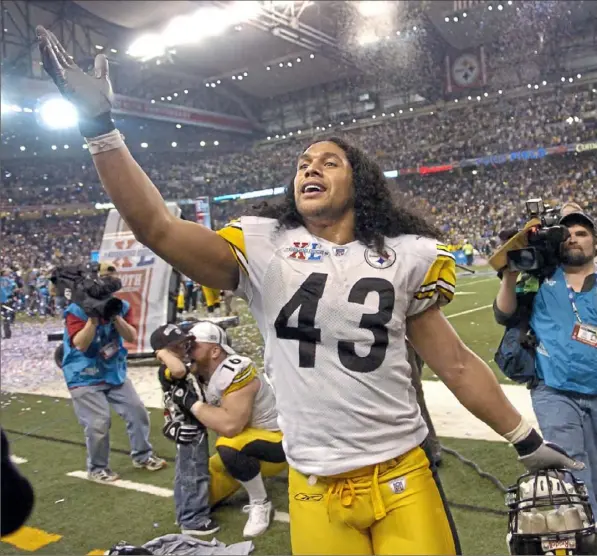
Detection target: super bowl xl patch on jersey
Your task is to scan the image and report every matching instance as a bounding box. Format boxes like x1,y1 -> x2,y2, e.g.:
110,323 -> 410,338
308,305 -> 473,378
284,241 -> 329,261
364,246 -> 397,269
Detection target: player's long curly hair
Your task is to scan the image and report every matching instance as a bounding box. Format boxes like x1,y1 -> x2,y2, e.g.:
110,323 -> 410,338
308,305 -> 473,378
251,136 -> 441,253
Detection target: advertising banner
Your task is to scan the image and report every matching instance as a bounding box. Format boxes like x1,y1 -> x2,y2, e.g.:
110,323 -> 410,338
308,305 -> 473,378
195,197 -> 212,229
98,203 -> 181,355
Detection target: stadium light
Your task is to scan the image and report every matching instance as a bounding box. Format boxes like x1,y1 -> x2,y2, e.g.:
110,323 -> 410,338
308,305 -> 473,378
64,144 -> 69,149
577,73 -> 581,78
267,136 -> 271,140
266,66 -> 271,70
445,17 -> 449,22
141,142 -> 148,148
358,31 -> 379,46
542,80 -> 547,86
296,57 -> 301,62
309,53 -> 315,59
297,130 -> 301,134
357,1 -> 391,17
352,118 -> 356,122
498,4 -> 503,10
200,141 -> 206,146
217,80 -> 221,84
184,89 -> 189,94
214,140 -> 219,146
498,89 -> 503,94
173,92 -> 178,97
151,99 -> 156,103
453,16 -> 458,22
51,145 -> 57,150
128,2 -> 261,61
39,97 -> 78,129
167,96 -> 172,100
19,146 -> 25,151
171,142 -> 177,147
127,33 -> 165,61
1,103 -> 22,114
462,12 -> 467,17
488,5 -> 493,10
176,124 -> 182,129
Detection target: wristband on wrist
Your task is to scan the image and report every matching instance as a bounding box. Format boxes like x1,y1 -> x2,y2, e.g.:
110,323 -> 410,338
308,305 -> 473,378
86,129 -> 125,155
503,417 -> 533,444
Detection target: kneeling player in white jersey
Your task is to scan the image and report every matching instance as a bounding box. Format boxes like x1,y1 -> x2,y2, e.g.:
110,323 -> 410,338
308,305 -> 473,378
169,321 -> 287,538
36,42 -> 585,553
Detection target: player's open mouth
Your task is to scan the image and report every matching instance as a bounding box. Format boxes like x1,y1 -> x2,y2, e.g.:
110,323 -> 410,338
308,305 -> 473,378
301,182 -> 326,195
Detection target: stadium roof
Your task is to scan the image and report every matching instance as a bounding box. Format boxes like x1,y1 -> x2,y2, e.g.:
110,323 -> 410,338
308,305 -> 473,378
73,0 -> 360,99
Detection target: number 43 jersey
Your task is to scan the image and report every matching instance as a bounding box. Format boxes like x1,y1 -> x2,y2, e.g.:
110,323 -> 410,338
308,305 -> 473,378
217,216 -> 456,476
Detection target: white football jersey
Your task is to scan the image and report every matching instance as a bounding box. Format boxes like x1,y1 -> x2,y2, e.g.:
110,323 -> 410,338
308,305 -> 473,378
218,216 -> 456,476
205,353 -> 279,432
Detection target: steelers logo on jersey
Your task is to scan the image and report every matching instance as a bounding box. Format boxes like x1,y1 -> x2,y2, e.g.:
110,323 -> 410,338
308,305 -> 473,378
364,246 -> 397,269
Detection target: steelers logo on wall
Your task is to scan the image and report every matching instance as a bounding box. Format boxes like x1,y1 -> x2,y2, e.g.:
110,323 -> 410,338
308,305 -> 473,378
452,53 -> 481,88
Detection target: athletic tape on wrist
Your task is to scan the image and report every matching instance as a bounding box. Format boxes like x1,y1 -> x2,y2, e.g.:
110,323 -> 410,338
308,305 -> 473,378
86,129 -> 125,155
503,417 -> 533,444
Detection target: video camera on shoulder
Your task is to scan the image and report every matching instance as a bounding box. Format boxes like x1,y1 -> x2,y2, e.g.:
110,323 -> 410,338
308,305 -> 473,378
50,262 -> 123,320
507,199 -> 569,277
490,198 -> 570,280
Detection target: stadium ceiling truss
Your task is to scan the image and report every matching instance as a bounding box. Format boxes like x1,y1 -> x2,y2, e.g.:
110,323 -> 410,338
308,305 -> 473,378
207,0 -> 369,82
0,0 -> 265,125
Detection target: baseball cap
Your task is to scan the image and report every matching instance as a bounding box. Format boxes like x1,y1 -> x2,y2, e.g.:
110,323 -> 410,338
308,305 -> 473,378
150,324 -> 191,351
559,210 -> 595,232
189,321 -> 235,355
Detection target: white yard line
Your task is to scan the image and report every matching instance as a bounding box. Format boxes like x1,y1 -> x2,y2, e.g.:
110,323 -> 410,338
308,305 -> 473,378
457,277 -> 497,287
10,455 -> 28,464
274,511 -> 290,523
66,471 -> 174,498
66,470 -> 291,523
447,303 -> 493,319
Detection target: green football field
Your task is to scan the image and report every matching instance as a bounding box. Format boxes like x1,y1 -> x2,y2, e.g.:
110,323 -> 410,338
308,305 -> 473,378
1,270 -> 527,555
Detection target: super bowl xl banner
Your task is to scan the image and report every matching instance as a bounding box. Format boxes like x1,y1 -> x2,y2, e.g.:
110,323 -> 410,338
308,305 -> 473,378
98,203 -> 181,355
195,196 -> 212,229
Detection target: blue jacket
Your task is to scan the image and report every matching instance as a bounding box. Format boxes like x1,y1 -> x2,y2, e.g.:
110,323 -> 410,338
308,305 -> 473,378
530,267 -> 597,395
62,302 -> 131,389
0,277 -> 16,304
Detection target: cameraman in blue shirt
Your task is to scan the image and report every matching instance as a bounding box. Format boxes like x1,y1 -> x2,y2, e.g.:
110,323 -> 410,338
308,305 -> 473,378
495,210 -> 597,512
0,269 -> 17,339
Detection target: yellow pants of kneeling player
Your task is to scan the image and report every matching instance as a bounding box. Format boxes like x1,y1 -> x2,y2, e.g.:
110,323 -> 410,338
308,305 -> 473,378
288,446 -> 459,555
209,427 -> 287,506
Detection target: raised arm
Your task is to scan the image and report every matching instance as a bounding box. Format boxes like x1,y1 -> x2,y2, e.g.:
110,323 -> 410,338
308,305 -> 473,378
91,148 -> 239,290
36,26 -> 239,291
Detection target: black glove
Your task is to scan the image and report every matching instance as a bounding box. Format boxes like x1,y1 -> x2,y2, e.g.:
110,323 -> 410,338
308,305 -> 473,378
162,419 -> 203,445
171,382 -> 200,413
36,26 -> 115,138
513,429 -> 585,472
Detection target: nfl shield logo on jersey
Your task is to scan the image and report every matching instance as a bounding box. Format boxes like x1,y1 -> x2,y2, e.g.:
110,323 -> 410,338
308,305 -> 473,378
364,247 -> 396,269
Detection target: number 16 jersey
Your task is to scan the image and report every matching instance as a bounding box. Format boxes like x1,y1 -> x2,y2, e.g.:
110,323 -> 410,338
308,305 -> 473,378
217,216 -> 456,476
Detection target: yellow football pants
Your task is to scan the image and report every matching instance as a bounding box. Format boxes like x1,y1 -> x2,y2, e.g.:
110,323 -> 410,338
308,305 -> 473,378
201,286 -> 221,312
288,446 -> 459,555
209,428 -> 287,506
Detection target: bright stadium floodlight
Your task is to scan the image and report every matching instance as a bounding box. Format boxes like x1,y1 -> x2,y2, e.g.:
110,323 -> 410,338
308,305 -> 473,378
357,1 -> 390,17
39,97 -> 78,129
127,33 -> 165,61
358,31 -> 379,46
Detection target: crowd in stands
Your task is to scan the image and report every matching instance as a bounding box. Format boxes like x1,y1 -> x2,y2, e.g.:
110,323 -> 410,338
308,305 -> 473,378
1,83 -> 595,273
2,85 -> 594,209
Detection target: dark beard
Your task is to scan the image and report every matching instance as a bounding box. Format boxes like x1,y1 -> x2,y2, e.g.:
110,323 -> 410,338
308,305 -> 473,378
560,248 -> 592,267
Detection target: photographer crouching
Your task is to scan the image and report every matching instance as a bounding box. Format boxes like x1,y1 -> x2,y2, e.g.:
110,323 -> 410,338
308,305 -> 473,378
56,262 -> 166,482
494,205 -> 597,512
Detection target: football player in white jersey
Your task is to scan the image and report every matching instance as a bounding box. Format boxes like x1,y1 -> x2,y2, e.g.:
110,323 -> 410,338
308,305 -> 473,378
36,34 -> 584,555
166,321 -> 287,538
